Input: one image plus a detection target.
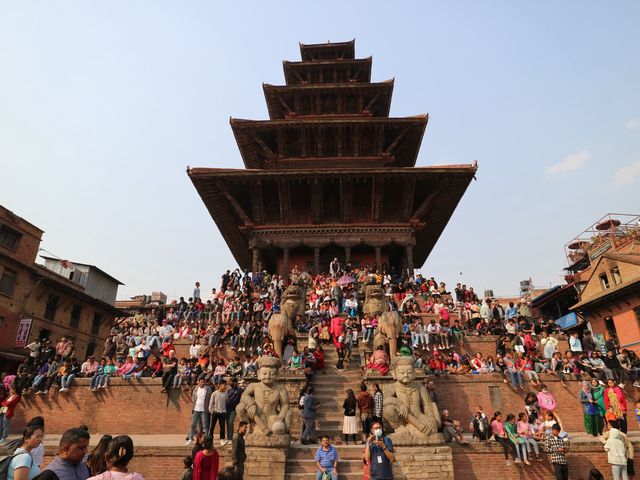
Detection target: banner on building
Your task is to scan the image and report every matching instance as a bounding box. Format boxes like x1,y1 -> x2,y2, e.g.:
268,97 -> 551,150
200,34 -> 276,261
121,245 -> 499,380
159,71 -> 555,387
15,318 -> 33,347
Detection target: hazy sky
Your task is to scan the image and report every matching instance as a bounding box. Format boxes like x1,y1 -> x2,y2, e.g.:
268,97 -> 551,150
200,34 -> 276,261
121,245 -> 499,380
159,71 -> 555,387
1,1 -> 639,301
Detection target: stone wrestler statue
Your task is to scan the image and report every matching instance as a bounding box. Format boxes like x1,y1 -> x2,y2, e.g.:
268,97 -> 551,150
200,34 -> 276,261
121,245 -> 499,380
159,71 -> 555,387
236,356 -> 291,436
382,357 -> 442,441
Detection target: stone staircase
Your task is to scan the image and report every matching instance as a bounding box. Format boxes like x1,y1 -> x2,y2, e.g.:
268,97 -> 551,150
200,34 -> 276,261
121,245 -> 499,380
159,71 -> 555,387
286,341 -> 366,479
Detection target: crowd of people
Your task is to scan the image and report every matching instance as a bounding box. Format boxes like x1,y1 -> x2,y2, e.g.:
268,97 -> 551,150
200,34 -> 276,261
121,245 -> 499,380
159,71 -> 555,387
1,416 -> 146,480
1,261 -> 639,480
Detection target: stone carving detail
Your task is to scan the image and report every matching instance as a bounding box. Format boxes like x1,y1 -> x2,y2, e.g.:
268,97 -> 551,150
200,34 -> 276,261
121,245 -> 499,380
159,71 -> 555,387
268,285 -> 305,359
236,356 -> 291,436
382,357 -> 442,443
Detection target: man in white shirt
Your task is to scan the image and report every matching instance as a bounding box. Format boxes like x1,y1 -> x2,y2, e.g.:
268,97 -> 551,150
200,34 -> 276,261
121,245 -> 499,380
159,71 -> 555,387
25,339 -> 41,361
159,320 -> 175,344
186,377 -> 212,445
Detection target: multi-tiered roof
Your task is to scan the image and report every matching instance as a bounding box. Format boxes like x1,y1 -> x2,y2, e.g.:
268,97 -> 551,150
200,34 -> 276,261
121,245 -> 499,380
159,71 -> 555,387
189,40 -> 477,274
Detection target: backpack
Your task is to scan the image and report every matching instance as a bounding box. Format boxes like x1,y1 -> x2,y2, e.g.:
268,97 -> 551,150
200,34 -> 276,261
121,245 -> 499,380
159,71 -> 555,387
0,445 -> 33,480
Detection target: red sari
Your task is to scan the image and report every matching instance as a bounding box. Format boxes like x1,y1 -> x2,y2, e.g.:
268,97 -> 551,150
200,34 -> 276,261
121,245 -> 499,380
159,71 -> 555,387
193,449 -> 220,480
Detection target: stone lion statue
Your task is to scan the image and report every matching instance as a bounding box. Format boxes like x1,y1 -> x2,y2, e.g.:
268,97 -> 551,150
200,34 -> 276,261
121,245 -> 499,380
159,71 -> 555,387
363,284 -> 388,316
268,285 -> 306,359
364,285 -> 402,358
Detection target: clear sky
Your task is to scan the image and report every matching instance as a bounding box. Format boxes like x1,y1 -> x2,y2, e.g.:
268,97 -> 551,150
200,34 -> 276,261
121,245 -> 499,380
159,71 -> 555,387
1,1 -> 639,301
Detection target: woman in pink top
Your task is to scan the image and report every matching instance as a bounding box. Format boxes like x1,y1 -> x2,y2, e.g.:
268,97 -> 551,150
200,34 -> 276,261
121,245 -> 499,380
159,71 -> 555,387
536,384 -> 557,413
87,435 -> 144,480
517,412 -> 541,461
490,411 -> 517,466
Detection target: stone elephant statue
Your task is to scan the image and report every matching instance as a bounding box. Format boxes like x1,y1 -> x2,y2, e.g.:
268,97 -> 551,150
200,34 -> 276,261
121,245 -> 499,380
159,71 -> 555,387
268,285 -> 306,360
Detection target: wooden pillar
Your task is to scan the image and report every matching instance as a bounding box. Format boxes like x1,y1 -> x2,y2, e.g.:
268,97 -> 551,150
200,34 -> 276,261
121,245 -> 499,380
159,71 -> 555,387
252,248 -> 260,274
406,245 -> 414,277
375,246 -> 382,271
344,246 -> 351,265
314,247 -> 320,275
283,247 -> 290,281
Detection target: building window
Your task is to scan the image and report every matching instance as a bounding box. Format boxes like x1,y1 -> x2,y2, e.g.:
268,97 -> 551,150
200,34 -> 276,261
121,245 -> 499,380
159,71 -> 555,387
611,267 -> 622,285
70,305 -> 82,329
91,313 -> 102,335
86,342 -> 96,357
0,225 -> 21,251
599,273 -> 610,290
0,267 -> 17,296
44,295 -> 60,322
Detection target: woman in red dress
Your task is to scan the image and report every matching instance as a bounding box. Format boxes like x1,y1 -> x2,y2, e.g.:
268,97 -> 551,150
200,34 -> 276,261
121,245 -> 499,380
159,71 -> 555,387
192,435 -> 219,480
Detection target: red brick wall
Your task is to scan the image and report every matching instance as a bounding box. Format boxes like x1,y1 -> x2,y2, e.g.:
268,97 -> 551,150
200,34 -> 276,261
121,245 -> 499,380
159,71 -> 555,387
451,441 -> 638,480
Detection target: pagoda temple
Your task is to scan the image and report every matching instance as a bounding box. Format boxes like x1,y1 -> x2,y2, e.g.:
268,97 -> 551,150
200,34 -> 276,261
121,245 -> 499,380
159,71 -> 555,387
189,40 -> 477,275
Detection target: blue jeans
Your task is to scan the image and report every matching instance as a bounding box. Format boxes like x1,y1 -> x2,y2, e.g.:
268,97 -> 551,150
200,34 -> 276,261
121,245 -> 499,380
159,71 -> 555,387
123,371 -> 143,381
147,336 -> 161,349
316,469 -> 337,480
90,375 -> 101,389
188,410 -> 210,440
508,370 -> 523,388
0,414 -> 10,440
32,374 -> 46,389
226,410 -> 237,441
363,328 -> 373,343
61,374 -> 76,389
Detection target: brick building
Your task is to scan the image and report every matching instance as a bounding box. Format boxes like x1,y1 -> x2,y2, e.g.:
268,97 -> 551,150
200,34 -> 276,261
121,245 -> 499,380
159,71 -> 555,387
0,205 -> 122,368
564,213 -> 640,352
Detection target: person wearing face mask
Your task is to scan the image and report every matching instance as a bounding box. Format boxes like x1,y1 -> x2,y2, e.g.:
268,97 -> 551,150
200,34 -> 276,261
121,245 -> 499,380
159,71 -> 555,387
364,421 -> 394,480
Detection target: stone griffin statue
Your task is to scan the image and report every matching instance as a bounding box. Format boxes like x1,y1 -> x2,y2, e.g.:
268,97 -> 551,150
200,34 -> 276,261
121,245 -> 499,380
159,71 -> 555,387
363,284 -> 402,358
268,284 -> 306,359
382,357 -> 442,443
236,356 -> 291,436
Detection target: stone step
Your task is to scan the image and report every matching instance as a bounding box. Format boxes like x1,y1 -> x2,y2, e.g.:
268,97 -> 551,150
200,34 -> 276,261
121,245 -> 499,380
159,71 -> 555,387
288,445 -> 365,460
286,459 -> 364,473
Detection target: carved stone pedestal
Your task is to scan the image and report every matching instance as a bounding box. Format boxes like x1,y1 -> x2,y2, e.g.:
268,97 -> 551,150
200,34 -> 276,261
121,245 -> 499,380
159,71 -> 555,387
244,434 -> 291,479
392,445 -> 454,480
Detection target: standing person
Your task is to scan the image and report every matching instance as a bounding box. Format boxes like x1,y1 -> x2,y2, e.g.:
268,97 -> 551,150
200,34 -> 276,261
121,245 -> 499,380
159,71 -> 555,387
231,421 -> 248,480
604,379 -> 628,433
35,428 -> 91,480
301,386 -> 318,445
314,435 -> 338,480
208,381 -> 228,446
0,384 -> 21,442
192,435 -> 219,480
26,417 -> 46,470
546,424 -> 569,480
579,381 -> 603,437
364,420 -> 394,480
86,435 -> 113,476
7,424 -> 43,480
186,378 -> 212,445
371,383 -> 383,425
86,435 -> 144,480
225,378 -> 244,445
604,427 -> 629,480
356,383 -> 374,444
342,389 -> 358,445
